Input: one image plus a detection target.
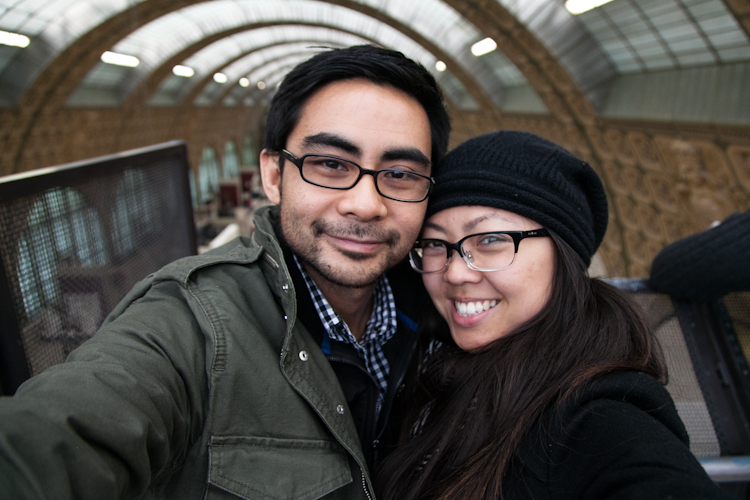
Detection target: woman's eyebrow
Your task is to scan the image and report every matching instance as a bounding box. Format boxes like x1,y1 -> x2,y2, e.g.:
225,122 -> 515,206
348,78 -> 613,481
422,220 -> 446,234
463,213 -> 515,233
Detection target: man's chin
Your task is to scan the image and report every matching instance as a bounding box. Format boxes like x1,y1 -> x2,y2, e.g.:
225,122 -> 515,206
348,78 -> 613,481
303,257 -> 389,289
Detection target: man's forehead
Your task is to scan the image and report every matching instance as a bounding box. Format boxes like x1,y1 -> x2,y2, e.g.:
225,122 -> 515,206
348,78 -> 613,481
289,79 -> 432,161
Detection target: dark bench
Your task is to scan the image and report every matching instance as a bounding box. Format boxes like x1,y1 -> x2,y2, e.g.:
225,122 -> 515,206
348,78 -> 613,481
609,279 -> 750,496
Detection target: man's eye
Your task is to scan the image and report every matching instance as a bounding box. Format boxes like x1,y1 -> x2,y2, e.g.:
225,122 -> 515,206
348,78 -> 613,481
383,169 -> 419,181
318,159 -> 347,170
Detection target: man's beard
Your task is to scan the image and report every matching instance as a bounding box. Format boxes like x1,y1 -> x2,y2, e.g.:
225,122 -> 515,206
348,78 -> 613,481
281,214 -> 402,289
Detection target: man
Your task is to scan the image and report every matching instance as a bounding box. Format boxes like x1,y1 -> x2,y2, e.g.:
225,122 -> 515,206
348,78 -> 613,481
0,45 -> 450,499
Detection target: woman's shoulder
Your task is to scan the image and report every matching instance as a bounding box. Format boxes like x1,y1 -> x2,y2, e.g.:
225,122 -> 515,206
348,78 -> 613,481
508,371 -> 734,500
561,370 -> 685,439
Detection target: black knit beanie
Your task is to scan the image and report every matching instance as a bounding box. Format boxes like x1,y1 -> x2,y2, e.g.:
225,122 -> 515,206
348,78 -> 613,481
427,131 -> 608,266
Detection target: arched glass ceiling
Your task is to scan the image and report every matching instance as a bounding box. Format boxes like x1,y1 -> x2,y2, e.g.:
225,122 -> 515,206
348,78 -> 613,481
223,57 -> 305,106
0,0 -> 146,103
73,1 -> 488,110
101,0 -> 497,108
224,61 -> 298,107
148,28 -> 370,106
4,0 -> 750,112
0,0 -> 141,37
572,0 -> 750,72
498,0 -> 618,110
238,63 -> 299,107
194,50 -> 312,106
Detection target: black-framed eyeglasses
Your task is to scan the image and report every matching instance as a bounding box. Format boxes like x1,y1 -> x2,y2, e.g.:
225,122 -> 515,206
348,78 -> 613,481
281,149 -> 434,203
409,229 -> 551,273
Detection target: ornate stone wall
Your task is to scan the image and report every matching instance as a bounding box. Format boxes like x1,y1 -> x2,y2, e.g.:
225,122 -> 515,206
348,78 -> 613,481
0,105 -> 264,184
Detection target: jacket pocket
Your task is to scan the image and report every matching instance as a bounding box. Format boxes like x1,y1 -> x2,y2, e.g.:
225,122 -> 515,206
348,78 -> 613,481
207,435 -> 353,500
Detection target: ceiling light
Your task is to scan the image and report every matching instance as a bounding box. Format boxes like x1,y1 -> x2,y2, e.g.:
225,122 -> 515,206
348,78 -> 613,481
239,77 -> 250,87
214,73 -> 228,83
0,30 -> 30,48
565,0 -> 615,15
173,65 -> 194,77
101,51 -> 139,67
257,81 -> 266,90
435,61 -> 447,72
471,38 -> 497,57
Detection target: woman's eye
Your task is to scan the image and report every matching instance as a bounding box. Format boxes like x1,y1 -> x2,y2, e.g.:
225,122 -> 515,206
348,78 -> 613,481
421,240 -> 445,254
478,234 -> 511,246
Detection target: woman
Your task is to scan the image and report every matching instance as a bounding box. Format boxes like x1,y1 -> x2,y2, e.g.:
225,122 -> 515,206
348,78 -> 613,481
377,131 -> 734,499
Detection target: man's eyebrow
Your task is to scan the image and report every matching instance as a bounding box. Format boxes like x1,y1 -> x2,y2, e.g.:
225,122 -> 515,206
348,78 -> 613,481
302,133 -> 360,157
381,148 -> 431,171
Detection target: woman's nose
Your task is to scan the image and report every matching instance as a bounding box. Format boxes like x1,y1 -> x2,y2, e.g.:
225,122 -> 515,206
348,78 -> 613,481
443,249 -> 482,284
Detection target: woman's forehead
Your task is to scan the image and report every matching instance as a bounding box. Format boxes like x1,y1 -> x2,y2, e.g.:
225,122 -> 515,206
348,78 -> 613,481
424,206 -> 537,234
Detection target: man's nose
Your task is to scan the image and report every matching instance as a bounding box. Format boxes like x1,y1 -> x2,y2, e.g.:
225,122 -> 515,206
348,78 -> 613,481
337,172 -> 388,221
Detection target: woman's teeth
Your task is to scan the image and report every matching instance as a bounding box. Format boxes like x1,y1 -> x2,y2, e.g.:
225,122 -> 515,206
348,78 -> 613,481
455,300 -> 498,317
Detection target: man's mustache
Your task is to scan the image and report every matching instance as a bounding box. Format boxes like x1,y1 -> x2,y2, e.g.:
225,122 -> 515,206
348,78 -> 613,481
312,220 -> 400,246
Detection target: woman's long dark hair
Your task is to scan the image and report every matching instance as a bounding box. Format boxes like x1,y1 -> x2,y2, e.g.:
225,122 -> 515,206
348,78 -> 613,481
377,232 -> 667,500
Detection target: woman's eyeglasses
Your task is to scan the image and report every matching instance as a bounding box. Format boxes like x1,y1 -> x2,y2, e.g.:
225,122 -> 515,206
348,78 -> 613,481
409,229 -> 551,273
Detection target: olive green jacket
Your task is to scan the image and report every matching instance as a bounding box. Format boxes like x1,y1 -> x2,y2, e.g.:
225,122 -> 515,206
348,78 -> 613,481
0,205 -> 377,500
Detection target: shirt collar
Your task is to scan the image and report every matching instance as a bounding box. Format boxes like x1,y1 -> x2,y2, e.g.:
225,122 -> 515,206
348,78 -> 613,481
293,255 -> 397,349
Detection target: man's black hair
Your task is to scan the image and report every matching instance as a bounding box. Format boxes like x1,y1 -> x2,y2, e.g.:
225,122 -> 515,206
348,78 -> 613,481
264,45 -> 451,165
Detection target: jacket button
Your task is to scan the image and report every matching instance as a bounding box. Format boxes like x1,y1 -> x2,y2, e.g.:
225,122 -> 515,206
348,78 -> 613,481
282,284 -> 289,292
336,405 -> 345,415
299,351 -> 308,361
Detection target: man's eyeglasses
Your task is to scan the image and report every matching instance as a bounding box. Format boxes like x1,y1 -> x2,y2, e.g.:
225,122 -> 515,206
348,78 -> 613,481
281,149 -> 434,203
409,229 -> 551,273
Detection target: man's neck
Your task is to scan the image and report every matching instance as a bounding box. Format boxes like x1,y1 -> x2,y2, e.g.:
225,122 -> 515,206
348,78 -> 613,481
304,266 -> 377,343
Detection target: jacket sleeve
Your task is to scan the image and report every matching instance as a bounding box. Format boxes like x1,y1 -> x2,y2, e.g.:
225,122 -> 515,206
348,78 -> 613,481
533,372 -> 736,500
0,278 -> 209,500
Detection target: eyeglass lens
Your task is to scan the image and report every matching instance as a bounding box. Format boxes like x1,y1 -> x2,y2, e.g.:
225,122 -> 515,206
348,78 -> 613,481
412,233 -> 517,272
300,155 -> 431,202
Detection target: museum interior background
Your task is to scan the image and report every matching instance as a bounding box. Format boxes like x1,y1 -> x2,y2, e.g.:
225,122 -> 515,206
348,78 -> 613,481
1,0 -> 749,278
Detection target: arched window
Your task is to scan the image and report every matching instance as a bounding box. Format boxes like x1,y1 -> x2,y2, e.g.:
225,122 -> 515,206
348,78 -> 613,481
17,188 -> 107,317
111,169 -> 160,256
188,169 -> 198,208
223,140 -> 240,179
243,136 -> 257,167
198,146 -> 220,205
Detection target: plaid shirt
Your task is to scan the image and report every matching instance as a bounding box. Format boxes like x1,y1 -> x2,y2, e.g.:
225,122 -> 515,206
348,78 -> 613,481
295,256 -> 397,411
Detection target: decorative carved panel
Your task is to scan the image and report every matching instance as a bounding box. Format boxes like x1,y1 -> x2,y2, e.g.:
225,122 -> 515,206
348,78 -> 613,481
518,62 -> 551,92
623,165 -> 651,203
586,126 -> 615,160
606,129 -> 637,166
563,92 -> 597,125
646,171 -> 681,214
540,93 -> 573,123
628,132 -> 663,171
635,203 -> 665,241
658,137 -> 741,229
727,145 -> 750,195
614,194 -> 641,230
540,59 -> 576,92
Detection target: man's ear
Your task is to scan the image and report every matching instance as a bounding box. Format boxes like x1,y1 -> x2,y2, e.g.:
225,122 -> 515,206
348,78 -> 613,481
259,148 -> 281,204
